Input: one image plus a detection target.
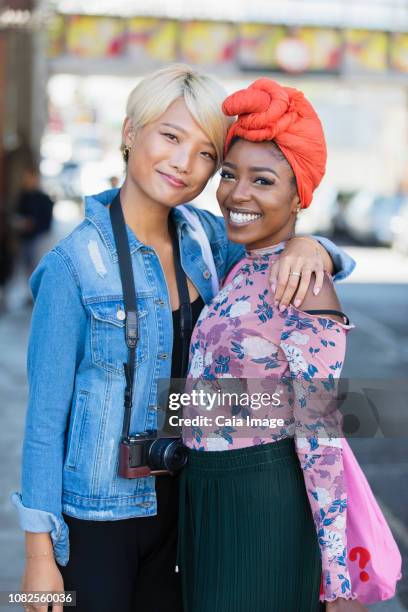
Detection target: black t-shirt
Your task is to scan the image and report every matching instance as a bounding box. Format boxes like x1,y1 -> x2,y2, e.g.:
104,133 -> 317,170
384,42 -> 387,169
171,295 -> 205,379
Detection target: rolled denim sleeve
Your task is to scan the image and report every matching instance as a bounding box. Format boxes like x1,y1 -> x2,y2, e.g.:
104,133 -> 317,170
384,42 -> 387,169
312,235 -> 356,282
11,248 -> 86,566
11,493 -> 70,565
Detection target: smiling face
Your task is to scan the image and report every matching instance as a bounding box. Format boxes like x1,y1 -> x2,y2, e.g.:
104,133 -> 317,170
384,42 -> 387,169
122,97 -> 217,210
216,138 -> 300,250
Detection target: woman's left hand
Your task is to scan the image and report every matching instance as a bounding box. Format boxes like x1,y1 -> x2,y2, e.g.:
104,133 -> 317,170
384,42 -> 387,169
269,236 -> 329,311
326,598 -> 368,611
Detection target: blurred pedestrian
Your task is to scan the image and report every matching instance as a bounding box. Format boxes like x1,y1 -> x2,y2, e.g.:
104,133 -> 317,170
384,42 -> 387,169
0,210 -> 15,313
13,166 -> 54,284
11,65 -> 354,612
109,175 -> 120,189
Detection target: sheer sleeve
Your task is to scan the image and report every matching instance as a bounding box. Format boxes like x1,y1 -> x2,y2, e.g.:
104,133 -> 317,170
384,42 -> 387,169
279,309 -> 357,602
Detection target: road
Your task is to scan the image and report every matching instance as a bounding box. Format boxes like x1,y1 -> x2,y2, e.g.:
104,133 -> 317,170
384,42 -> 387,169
0,230 -> 407,610
336,273 -> 408,610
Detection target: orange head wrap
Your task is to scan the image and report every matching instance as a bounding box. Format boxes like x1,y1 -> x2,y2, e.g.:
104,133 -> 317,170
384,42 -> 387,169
222,78 -> 327,209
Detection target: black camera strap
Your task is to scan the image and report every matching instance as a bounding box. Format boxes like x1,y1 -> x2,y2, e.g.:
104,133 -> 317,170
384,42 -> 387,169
168,218 -> 192,378
109,193 -> 138,439
109,191 -> 192,440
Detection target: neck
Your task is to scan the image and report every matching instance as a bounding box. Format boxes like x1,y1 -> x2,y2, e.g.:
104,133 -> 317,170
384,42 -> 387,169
119,177 -> 171,245
245,227 -> 295,252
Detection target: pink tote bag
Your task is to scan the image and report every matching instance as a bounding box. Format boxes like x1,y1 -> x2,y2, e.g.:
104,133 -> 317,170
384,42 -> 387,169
321,439 -> 402,604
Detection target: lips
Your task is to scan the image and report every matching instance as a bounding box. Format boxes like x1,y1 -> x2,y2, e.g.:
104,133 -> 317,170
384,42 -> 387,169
157,170 -> 187,188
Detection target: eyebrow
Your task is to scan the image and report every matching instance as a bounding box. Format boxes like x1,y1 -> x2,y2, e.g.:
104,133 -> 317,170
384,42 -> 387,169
222,161 -> 279,178
160,122 -> 214,149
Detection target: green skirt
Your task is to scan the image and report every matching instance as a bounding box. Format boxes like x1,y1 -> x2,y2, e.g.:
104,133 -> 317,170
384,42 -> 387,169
178,438 -> 324,612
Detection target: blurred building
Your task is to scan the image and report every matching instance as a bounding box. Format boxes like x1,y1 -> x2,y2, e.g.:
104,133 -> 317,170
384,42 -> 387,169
0,0 -> 49,217
2,0 -> 408,220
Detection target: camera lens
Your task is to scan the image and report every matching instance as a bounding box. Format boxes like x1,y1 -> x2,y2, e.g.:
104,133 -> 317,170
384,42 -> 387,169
148,438 -> 188,472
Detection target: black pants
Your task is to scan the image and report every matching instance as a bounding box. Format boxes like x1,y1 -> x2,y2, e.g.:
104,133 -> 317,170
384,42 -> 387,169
59,475 -> 182,612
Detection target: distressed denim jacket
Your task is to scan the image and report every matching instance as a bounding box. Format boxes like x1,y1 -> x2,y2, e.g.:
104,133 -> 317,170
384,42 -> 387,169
11,188 -> 355,565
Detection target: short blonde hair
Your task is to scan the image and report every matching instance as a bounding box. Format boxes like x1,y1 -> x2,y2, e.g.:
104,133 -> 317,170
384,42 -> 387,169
125,64 -> 230,169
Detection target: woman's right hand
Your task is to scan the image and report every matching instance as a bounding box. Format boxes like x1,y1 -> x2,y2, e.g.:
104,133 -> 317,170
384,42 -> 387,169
22,557 -> 65,612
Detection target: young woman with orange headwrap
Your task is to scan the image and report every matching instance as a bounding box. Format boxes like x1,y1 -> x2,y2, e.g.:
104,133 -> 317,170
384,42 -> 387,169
178,79 -> 366,612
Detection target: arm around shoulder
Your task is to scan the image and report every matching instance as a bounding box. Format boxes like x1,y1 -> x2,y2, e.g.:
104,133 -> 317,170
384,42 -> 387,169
295,271 -> 346,324
311,235 -> 356,282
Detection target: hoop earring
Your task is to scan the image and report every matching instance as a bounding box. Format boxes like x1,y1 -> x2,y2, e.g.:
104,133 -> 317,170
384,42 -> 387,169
121,144 -> 131,163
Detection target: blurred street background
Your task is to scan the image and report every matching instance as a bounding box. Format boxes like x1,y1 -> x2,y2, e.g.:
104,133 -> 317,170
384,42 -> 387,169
1,0 -> 408,609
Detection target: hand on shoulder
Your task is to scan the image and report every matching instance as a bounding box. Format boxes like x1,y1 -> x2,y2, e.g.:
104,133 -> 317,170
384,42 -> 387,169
294,272 -> 346,325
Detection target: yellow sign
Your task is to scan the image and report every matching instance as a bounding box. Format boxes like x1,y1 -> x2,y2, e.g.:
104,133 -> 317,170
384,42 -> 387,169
296,28 -> 342,71
48,15 -> 401,78
390,33 -> 408,73
238,23 -> 286,69
344,29 -> 388,72
238,25 -> 341,72
127,18 -> 177,63
66,16 -> 126,58
179,21 -> 237,66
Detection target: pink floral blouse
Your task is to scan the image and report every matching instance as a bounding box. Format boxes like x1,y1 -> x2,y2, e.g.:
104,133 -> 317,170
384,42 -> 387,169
183,242 -> 357,602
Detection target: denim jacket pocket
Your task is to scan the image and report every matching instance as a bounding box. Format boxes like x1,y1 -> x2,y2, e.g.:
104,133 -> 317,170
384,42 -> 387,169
65,390 -> 89,471
89,298 -> 148,375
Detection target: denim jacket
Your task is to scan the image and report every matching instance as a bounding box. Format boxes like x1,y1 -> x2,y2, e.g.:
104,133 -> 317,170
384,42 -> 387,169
11,188 -> 355,565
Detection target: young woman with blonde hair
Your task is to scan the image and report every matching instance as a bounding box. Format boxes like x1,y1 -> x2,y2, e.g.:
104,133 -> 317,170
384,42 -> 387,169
12,65 -> 354,612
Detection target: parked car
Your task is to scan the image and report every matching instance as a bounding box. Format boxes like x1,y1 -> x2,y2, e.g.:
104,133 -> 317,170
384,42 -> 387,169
372,195 -> 407,245
391,199 -> 408,256
296,182 -> 338,236
343,190 -> 407,245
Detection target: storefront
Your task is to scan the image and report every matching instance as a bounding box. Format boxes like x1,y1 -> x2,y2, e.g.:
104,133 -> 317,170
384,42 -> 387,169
41,9 -> 408,210
0,0 -> 37,215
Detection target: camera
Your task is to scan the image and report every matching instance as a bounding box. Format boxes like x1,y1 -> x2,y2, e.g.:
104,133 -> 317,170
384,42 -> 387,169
119,431 -> 188,478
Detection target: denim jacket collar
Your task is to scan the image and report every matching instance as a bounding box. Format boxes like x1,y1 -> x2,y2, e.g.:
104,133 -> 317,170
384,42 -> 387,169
85,188 -> 194,262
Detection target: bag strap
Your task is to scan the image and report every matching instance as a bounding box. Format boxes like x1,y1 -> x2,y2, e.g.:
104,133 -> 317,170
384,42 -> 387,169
177,205 -> 220,297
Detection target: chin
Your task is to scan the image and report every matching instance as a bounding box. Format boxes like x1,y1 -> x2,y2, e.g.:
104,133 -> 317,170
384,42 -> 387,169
154,186 -> 188,208
226,227 -> 253,244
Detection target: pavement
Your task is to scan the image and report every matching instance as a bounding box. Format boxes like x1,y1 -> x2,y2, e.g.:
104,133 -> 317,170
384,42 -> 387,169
0,223 -> 407,610
335,277 -> 408,611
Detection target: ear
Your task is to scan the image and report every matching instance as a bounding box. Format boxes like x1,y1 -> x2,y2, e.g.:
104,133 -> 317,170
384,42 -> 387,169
121,117 -> 135,147
290,192 -> 301,214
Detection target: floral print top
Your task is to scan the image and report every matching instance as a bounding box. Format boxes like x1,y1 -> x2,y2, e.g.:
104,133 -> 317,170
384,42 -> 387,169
183,242 -> 357,602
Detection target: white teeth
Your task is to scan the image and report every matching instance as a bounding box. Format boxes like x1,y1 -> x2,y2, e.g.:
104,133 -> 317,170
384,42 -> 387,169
229,210 -> 262,224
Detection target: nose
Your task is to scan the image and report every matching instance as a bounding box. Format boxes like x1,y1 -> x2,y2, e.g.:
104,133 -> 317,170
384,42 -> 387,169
231,180 -> 251,203
169,146 -> 193,175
